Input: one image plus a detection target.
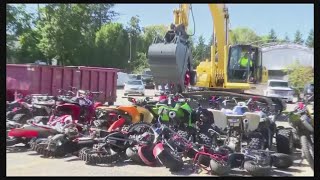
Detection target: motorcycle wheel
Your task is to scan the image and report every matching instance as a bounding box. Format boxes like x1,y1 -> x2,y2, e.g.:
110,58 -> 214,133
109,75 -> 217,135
126,146 -> 144,165
244,160 -> 271,176
300,135 -> 314,170
271,153 -> 293,169
6,137 -> 18,146
209,159 -> 231,176
276,128 -> 294,154
128,122 -> 156,144
79,146 -> 119,165
197,155 -> 211,167
247,137 -> 264,150
155,145 -> 184,172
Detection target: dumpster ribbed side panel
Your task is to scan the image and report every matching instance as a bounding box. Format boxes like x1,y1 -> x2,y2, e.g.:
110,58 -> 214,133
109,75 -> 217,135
7,64 -> 118,103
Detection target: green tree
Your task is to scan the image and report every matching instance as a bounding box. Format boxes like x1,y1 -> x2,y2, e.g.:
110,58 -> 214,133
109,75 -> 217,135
141,24 -> 167,52
16,29 -> 45,63
205,34 -> 214,59
229,27 -> 261,45
6,4 -> 38,62
89,4 -> 118,31
293,30 -> 304,45
284,33 -> 290,42
37,4 -> 79,65
131,52 -> 149,74
192,35 -> 207,68
305,29 -> 314,48
283,60 -> 314,94
126,15 -> 145,72
267,29 -> 277,42
95,23 -> 129,68
34,4 -> 119,66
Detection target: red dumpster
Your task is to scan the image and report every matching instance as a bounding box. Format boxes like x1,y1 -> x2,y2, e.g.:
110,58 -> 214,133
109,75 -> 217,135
6,64 -> 118,104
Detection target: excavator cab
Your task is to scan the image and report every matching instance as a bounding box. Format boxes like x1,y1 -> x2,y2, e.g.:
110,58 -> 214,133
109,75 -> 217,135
227,45 -> 264,84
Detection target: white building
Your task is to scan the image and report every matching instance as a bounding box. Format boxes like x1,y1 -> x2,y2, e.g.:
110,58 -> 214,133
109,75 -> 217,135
261,43 -> 314,80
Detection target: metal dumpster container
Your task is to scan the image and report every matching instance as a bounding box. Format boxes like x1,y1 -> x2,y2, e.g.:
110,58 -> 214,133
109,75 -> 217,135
6,64 -> 118,104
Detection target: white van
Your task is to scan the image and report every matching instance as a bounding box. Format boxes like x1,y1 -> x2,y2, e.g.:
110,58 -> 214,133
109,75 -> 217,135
117,72 -> 130,87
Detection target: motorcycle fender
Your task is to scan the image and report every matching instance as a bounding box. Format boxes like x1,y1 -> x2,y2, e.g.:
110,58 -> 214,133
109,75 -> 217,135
153,143 -> 165,157
136,106 -> 154,124
8,129 -> 39,138
28,125 -> 59,138
108,118 -> 126,132
94,102 -> 103,109
181,103 -> 192,113
118,106 -> 140,123
138,145 -> 157,166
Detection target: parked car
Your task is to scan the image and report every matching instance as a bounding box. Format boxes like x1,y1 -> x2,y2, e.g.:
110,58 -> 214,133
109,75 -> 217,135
141,74 -> 155,89
124,80 -> 145,96
117,72 -> 130,87
264,79 -> 294,103
128,74 -> 141,80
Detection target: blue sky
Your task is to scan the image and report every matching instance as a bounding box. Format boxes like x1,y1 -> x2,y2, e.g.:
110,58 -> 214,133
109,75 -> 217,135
24,4 -> 314,44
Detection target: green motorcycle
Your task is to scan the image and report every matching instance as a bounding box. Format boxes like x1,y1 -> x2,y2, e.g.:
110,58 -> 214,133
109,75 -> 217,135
156,98 -> 194,130
125,95 -> 194,129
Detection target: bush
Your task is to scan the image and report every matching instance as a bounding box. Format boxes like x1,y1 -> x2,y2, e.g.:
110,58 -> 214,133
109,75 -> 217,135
283,60 -> 314,98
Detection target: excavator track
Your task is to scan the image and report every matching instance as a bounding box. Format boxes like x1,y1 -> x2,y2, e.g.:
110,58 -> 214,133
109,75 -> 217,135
148,36 -> 192,92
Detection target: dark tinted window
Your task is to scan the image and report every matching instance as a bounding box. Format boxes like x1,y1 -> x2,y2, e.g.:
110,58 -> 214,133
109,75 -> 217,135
269,81 -> 288,87
127,81 -> 143,85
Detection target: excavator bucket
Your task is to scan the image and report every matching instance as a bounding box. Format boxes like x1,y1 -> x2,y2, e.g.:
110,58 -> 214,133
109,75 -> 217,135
148,37 -> 192,93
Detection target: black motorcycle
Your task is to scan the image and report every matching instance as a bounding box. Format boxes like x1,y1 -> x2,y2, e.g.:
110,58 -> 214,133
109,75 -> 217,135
286,95 -> 314,170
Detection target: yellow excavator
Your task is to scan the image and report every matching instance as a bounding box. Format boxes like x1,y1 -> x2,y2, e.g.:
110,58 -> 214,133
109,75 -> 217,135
148,4 -> 268,94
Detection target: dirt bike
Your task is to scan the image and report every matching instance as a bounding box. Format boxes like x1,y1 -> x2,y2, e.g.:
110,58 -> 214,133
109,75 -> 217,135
6,94 -> 54,124
6,93 -> 32,111
6,113 -> 80,147
281,95 -> 314,170
78,121 -> 157,165
147,111 -> 229,173
32,115 -> 132,158
54,89 -> 103,125
6,91 -> 96,147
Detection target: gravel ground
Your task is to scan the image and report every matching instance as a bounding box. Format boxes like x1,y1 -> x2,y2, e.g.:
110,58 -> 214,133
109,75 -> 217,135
6,89 -> 314,176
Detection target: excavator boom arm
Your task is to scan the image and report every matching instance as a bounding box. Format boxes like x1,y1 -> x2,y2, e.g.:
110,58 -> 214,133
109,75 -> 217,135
148,4 -> 235,93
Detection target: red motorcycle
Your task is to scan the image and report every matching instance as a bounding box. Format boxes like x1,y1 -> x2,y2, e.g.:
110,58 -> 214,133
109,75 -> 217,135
6,90 -> 102,147
6,114 -> 79,147
32,115 -> 129,158
50,89 -> 103,125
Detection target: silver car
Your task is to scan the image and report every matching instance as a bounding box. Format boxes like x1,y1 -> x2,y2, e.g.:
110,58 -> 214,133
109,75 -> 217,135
124,80 -> 145,96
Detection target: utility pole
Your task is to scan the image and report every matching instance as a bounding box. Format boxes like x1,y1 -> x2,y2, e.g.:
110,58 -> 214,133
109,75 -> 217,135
37,4 -> 41,20
128,33 -> 132,64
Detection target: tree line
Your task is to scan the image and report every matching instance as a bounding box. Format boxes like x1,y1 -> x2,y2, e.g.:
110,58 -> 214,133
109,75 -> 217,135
6,4 -> 314,73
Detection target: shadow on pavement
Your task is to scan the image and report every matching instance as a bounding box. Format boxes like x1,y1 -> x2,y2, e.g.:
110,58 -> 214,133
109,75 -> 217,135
6,146 -> 30,153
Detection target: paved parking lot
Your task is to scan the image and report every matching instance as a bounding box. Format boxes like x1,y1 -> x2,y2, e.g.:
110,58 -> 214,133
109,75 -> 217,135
6,89 -> 314,176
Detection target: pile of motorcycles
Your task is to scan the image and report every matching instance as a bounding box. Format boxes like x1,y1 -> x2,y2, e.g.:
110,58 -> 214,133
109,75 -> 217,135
6,88 -> 314,176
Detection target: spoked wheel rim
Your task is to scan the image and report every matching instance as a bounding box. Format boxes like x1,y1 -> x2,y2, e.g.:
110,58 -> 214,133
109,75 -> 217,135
129,123 -> 156,144
92,146 -> 113,156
